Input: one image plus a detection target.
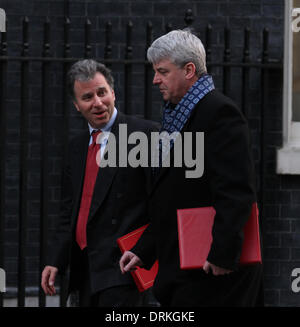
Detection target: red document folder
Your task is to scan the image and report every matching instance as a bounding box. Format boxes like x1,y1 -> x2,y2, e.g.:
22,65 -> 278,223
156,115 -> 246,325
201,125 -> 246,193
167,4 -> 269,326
117,224 -> 158,292
177,203 -> 262,269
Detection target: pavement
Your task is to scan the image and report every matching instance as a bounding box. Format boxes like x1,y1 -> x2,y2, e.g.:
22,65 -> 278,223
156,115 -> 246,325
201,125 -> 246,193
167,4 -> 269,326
3,295 -> 62,307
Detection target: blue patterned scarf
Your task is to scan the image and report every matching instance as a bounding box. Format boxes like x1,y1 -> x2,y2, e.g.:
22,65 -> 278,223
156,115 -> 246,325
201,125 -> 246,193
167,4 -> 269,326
154,74 -> 215,170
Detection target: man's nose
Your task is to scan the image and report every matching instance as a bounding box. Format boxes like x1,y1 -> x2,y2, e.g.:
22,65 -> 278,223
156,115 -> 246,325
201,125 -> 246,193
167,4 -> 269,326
153,72 -> 161,85
93,95 -> 102,106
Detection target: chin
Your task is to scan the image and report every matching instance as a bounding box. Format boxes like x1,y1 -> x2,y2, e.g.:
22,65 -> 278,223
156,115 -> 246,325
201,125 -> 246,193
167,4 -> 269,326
96,122 -> 107,129
90,121 -> 105,129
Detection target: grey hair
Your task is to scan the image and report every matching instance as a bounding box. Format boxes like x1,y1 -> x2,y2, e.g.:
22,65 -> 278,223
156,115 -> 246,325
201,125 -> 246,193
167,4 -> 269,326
147,29 -> 207,77
67,59 -> 114,100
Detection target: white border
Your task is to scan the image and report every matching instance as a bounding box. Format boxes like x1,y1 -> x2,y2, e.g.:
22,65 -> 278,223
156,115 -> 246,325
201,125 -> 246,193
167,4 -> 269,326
276,0 -> 300,174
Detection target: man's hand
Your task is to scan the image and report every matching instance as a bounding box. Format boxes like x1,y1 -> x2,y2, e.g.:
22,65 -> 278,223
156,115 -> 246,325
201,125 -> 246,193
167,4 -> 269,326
119,251 -> 143,274
41,266 -> 58,296
203,260 -> 233,276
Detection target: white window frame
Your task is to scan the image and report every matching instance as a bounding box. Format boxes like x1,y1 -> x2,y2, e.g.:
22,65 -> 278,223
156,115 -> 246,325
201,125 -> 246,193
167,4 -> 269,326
277,0 -> 300,174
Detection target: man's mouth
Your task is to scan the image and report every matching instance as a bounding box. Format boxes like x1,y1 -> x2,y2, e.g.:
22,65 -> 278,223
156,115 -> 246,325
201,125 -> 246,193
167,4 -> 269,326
93,110 -> 107,118
93,109 -> 106,115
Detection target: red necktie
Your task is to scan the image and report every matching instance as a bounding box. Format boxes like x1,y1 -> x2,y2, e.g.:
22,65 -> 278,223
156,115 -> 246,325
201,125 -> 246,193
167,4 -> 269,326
76,130 -> 101,250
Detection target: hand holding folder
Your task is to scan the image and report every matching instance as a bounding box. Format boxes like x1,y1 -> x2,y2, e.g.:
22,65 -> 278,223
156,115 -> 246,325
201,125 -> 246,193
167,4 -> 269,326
177,203 -> 262,270
117,224 -> 158,292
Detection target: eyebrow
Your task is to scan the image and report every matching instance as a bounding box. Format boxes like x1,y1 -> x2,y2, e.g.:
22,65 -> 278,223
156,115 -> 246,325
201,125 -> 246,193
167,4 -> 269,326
156,67 -> 169,72
81,86 -> 107,98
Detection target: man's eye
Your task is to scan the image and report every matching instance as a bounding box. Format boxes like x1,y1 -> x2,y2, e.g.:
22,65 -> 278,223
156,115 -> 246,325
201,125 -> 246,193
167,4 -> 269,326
98,90 -> 106,96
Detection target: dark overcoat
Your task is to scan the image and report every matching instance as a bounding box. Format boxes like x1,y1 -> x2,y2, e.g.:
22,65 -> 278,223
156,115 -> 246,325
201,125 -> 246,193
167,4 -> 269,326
133,89 -> 263,307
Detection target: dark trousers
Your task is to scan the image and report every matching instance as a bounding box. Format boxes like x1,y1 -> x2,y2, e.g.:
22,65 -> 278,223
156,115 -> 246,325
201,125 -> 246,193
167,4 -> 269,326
158,264 -> 263,307
77,248 -> 143,307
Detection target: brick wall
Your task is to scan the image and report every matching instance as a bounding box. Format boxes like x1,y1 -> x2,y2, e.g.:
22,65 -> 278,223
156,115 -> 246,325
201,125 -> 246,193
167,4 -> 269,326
1,0 -> 299,307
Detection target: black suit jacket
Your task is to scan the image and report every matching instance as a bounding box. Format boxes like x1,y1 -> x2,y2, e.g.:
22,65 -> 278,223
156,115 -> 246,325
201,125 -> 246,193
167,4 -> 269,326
133,89 -> 262,306
47,112 -> 159,294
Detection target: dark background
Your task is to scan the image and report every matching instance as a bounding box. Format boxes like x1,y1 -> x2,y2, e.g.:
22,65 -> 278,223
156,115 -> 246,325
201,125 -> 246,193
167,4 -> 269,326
0,0 -> 299,307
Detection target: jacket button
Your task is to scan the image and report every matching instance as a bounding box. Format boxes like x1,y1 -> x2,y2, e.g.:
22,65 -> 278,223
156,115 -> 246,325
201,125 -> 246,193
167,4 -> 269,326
112,218 -> 117,225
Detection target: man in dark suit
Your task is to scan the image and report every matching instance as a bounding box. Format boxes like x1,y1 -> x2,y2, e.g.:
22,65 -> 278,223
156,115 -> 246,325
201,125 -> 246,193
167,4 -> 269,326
120,29 -> 263,306
41,59 -> 158,306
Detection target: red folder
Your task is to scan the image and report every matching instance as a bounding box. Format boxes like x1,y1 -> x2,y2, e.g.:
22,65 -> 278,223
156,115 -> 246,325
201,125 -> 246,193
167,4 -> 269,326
117,224 -> 158,292
177,203 -> 262,269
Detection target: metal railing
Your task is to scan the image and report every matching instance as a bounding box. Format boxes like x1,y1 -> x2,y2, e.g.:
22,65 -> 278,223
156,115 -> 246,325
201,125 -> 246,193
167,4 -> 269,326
0,8 -> 283,307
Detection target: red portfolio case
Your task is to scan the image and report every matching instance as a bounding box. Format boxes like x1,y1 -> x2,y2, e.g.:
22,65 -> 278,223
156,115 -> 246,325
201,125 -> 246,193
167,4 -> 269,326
177,203 -> 262,269
117,224 -> 158,292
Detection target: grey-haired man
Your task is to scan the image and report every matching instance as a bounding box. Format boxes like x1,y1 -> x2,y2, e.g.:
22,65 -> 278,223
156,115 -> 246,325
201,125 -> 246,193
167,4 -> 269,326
120,30 -> 263,307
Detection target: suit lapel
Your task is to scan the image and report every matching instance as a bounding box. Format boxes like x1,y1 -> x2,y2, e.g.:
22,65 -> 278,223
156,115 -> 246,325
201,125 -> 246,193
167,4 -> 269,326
150,106 -> 197,195
70,131 -> 90,226
150,149 -> 173,195
88,113 -> 123,222
73,132 -> 90,178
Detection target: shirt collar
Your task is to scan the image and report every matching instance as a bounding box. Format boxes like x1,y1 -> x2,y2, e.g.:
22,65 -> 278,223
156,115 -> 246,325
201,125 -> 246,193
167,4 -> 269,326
88,107 -> 118,135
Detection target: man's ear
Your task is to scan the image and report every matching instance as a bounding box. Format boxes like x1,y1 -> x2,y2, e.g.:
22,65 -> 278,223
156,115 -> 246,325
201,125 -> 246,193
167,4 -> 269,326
73,100 -> 80,112
185,62 -> 197,80
111,88 -> 116,102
